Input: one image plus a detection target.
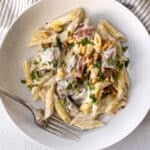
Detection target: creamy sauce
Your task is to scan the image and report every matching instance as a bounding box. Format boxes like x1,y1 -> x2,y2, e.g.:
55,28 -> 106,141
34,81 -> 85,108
38,47 -> 60,63
102,47 -> 117,70
66,55 -> 77,73
33,47 -> 61,70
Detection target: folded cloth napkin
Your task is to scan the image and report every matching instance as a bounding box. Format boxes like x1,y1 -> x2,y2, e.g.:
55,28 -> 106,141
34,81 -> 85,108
0,0 -> 149,42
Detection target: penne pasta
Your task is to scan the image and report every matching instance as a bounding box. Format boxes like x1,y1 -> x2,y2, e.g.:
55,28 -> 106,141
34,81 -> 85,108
70,113 -> 104,130
37,73 -> 52,88
44,84 -> 55,119
45,8 -> 84,31
54,95 -> 71,124
84,17 -> 90,25
39,88 -> 47,104
97,23 -> 112,40
80,99 -> 93,115
29,32 -> 57,47
23,60 -> 32,86
31,86 -> 40,100
100,20 -> 127,42
124,68 -> 130,88
94,32 -> 102,53
117,68 -> 127,100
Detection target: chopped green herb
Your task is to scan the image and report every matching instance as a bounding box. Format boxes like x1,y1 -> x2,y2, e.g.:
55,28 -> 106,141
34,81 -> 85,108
66,83 -> 72,90
112,73 -> 118,81
66,80 -> 78,91
122,46 -> 128,52
71,80 -> 78,89
93,62 -> 101,68
56,37 -> 62,49
117,61 -> 124,70
37,71 -> 42,78
108,57 -> 116,66
89,94 -> 97,103
76,87 -> 82,94
48,61 -> 53,65
125,59 -> 130,67
122,87 -> 126,93
60,98 -> 67,106
39,57 -> 42,62
21,80 -> 26,84
53,61 -> 58,67
67,31 -> 71,36
42,63 -> 47,66
30,72 -> 36,80
42,43 -> 51,49
33,60 -> 39,65
80,37 -> 94,46
27,85 -> 32,90
62,60 -> 67,67
99,72 -> 105,81
69,43 -> 75,48
117,58 -> 130,70
87,80 -> 95,90
27,84 -> 38,90
30,71 -> 42,81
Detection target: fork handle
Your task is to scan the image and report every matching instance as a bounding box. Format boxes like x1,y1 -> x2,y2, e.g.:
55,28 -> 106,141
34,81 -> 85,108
0,86 -> 33,111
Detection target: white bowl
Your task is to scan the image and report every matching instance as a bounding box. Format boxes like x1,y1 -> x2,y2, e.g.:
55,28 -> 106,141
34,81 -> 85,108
0,0 -> 150,150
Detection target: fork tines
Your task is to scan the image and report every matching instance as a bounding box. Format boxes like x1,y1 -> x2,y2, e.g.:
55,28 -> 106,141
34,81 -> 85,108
44,115 -> 82,140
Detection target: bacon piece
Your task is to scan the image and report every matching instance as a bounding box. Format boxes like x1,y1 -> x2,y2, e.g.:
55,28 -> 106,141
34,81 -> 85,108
75,56 -> 86,78
74,24 -> 96,39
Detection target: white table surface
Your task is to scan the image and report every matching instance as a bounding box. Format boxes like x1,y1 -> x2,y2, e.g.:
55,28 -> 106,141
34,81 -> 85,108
0,26 -> 150,150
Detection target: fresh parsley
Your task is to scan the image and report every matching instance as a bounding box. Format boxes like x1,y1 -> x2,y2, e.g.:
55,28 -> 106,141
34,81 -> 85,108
80,37 -> 94,46
27,84 -> 38,90
125,58 -> 130,67
117,58 -> 130,70
112,72 -> 118,81
42,63 -> 47,66
33,60 -> 39,65
39,57 -> 42,62
117,61 -> 124,70
62,60 -> 67,67
76,88 -> 82,94
108,57 -> 116,66
56,37 -> 62,49
21,80 -> 26,84
122,46 -> 128,52
87,80 -> 95,90
48,61 -> 53,65
93,61 -> 101,68
66,83 -> 72,90
72,80 -> 78,89
43,48 -> 47,51
60,98 -> 67,106
30,71 -> 42,81
89,94 -> 97,104
99,72 -> 105,81
53,61 -> 58,67
69,42 -> 75,48
67,31 -> 71,36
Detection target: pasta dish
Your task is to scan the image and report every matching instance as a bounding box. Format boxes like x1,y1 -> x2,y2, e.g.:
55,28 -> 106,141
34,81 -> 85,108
22,8 -> 130,130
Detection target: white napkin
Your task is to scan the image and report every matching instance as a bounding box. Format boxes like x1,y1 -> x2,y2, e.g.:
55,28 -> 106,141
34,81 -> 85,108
0,0 -> 149,43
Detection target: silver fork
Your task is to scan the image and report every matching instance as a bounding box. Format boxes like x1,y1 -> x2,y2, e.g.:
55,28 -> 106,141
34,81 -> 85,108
0,86 -> 81,140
